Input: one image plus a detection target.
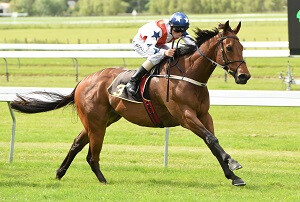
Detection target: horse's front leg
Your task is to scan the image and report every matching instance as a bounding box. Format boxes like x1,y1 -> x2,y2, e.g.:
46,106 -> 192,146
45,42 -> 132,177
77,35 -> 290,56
200,112 -> 243,171
181,110 -> 245,186
86,127 -> 107,184
199,112 -> 245,186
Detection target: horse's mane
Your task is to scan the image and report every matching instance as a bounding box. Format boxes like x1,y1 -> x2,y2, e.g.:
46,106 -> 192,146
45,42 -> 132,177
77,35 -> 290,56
194,27 -> 219,47
173,23 -> 227,58
174,44 -> 197,58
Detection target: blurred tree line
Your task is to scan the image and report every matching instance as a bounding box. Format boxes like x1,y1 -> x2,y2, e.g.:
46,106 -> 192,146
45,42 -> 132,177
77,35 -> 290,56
9,0 -> 287,16
148,0 -> 287,14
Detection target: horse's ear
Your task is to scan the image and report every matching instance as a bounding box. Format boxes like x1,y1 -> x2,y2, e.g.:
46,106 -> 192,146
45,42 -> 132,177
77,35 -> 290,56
223,20 -> 230,33
233,21 -> 241,35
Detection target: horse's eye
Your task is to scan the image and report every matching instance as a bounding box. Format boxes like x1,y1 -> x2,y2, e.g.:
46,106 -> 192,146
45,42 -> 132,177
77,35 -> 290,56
226,46 -> 233,52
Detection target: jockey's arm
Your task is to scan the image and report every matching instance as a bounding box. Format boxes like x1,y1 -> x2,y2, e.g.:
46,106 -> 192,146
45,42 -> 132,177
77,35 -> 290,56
141,37 -> 168,57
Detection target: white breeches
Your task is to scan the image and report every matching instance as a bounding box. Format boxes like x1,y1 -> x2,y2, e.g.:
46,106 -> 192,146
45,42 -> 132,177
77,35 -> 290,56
132,39 -> 169,66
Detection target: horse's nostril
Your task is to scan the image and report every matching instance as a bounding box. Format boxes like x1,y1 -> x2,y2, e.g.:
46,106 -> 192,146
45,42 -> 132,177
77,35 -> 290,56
236,73 -> 250,84
238,74 -> 249,80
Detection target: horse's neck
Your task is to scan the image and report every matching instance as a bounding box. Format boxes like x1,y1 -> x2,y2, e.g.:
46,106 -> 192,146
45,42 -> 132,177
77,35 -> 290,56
187,38 -> 218,83
159,38 -> 218,83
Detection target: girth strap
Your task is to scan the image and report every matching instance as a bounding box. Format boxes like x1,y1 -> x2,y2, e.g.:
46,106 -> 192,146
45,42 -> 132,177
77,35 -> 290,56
139,76 -> 164,128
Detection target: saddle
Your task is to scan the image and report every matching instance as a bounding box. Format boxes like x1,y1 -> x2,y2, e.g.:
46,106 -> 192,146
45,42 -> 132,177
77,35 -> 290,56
107,68 -> 163,128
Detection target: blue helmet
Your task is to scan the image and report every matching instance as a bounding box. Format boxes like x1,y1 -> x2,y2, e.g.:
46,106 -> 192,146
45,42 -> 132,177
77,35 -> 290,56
169,12 -> 190,29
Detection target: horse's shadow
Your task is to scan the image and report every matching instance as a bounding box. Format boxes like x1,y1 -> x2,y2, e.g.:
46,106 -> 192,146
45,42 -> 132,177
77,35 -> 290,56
108,177 -> 225,189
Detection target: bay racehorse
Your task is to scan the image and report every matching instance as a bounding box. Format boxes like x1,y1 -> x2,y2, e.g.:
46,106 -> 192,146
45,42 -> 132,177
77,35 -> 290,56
11,21 -> 251,186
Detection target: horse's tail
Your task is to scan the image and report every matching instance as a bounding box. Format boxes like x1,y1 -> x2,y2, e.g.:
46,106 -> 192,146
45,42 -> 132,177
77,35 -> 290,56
10,88 -> 76,114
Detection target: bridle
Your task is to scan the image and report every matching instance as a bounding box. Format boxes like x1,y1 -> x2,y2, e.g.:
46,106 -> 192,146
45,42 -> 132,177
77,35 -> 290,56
197,33 -> 246,77
154,31 -> 247,99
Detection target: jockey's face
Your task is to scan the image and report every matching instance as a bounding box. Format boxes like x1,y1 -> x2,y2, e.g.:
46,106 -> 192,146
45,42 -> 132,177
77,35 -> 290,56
171,29 -> 184,39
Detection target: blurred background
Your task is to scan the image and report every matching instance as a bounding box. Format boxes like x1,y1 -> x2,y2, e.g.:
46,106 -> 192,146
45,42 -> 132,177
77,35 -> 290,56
0,0 -> 287,16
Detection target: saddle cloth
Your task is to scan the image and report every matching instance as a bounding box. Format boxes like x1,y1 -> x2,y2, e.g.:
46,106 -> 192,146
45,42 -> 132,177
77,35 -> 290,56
107,70 -> 163,128
107,70 -> 150,103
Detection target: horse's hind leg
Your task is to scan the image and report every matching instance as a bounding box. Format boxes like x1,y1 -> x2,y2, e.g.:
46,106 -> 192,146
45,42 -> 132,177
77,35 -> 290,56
56,129 -> 89,180
86,127 -> 107,183
85,112 -> 121,184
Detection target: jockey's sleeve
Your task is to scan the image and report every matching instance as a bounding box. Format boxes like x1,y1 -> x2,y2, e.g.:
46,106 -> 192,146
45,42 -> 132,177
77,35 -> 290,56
141,36 -> 165,57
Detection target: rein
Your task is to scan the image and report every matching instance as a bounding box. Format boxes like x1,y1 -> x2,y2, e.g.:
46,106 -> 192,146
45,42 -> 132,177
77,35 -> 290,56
155,38 -> 209,90
153,33 -> 246,91
166,40 -> 175,102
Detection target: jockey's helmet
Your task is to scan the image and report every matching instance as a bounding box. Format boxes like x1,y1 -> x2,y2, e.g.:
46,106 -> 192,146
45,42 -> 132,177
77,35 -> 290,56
169,12 -> 190,30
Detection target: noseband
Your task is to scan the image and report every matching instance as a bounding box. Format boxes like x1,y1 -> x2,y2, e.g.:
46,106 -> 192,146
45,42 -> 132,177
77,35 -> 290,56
197,33 -> 246,77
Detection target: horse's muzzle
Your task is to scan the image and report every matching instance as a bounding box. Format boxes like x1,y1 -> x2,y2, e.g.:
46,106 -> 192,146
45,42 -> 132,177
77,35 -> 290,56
235,73 -> 251,84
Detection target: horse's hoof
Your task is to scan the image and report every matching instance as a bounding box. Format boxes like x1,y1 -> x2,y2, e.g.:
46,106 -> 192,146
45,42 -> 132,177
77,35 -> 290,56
100,180 -> 107,184
232,178 -> 246,186
228,159 -> 243,171
99,176 -> 107,184
56,168 -> 66,180
56,173 -> 63,180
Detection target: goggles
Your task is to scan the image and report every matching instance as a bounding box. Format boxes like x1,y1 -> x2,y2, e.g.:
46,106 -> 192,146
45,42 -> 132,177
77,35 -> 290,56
173,27 -> 187,33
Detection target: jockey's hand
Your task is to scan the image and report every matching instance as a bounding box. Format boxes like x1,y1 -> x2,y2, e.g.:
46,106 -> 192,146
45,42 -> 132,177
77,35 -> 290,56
164,48 -> 176,57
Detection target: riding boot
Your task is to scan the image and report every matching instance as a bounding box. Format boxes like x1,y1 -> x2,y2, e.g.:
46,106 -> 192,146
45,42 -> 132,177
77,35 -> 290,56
126,66 -> 148,95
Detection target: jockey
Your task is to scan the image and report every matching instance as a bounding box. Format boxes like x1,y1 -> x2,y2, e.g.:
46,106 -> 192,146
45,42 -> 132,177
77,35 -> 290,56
126,12 -> 196,95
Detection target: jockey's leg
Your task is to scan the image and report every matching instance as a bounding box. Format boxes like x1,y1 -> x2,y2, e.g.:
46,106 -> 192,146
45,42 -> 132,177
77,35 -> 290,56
126,60 -> 153,95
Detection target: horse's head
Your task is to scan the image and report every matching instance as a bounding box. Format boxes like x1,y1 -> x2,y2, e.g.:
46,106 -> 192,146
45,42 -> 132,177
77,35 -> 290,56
215,21 -> 251,84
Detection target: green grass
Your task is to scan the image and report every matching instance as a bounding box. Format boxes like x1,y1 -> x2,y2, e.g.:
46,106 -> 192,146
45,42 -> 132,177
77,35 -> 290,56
1,105 -> 299,201
0,143 -> 299,201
